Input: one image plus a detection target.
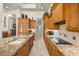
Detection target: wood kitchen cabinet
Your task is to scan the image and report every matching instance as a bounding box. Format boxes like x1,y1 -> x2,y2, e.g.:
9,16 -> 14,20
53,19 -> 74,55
51,3 -> 66,23
18,18 -> 29,34
15,41 -> 29,56
49,40 -> 63,56
2,31 -> 8,38
66,4 -> 79,32
44,35 -> 63,56
51,3 -> 79,32
12,30 -> 16,36
15,34 -> 35,56
44,16 -> 59,29
29,19 -> 36,29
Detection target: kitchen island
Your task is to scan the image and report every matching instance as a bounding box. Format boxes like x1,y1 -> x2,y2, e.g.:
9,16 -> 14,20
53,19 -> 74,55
0,34 -> 35,56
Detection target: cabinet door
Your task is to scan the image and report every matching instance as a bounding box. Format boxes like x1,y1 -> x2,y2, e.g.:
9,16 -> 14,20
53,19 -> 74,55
16,43 -> 28,56
26,41 -> 29,55
18,18 -> 29,34
49,41 -> 63,56
44,35 -> 64,56
49,41 -> 57,56
30,20 -> 36,29
55,4 -> 62,21
66,4 -> 79,31
15,39 -> 30,56
52,4 -> 66,23
44,16 -> 59,29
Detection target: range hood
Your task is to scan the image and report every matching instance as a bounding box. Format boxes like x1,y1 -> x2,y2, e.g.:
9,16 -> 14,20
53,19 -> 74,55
54,20 -> 65,25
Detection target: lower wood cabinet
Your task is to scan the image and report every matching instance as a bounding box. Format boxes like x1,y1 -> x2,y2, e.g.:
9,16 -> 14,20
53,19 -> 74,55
15,41 -> 29,56
44,35 -> 64,56
15,34 -> 35,56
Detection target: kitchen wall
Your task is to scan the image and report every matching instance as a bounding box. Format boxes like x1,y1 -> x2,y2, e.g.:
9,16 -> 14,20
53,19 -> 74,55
3,9 -> 22,36
0,3 -> 4,38
58,24 -> 79,46
4,10 -> 44,19
2,9 -> 16,30
22,11 -> 44,20
35,18 -> 43,40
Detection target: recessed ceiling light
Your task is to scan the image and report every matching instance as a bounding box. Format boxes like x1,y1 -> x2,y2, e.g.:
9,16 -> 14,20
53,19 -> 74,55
22,4 -> 36,8
8,14 -> 13,17
6,6 -> 9,8
41,7 -> 43,9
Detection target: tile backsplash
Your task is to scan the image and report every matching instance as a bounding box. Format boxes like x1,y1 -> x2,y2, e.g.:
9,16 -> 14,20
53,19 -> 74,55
58,24 -> 79,46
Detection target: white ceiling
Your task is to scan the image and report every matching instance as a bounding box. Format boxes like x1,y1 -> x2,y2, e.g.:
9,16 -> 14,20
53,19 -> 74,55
3,3 -> 51,11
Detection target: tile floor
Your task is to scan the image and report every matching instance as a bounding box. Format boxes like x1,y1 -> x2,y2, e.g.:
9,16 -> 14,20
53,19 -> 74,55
29,19 -> 49,56
29,39 -> 49,56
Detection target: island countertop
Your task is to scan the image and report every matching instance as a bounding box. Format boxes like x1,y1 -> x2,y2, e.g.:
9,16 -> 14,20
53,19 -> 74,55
0,34 -> 33,56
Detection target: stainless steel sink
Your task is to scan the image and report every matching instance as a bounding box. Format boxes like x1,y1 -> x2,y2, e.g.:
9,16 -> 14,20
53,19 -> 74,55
55,38 -> 72,45
48,35 -> 72,45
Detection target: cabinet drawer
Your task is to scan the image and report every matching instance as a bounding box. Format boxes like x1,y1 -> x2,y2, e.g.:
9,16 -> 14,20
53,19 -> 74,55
2,32 -> 8,38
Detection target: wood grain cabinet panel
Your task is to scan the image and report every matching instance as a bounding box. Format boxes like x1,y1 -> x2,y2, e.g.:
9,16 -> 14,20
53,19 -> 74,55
51,3 -> 79,32
29,20 -> 36,29
44,3 -> 66,30
44,35 -> 63,56
51,3 -> 66,23
2,32 -> 8,38
66,4 -> 79,32
18,18 -> 29,34
15,34 -> 35,56
44,16 -> 59,29
15,42 -> 29,56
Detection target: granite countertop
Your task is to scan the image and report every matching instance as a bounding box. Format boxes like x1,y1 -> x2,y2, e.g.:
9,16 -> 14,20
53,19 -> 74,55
0,34 -> 33,56
46,35 -> 79,56
58,44 -> 79,56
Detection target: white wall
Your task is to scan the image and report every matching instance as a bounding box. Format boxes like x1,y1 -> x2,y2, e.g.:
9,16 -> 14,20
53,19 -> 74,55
22,11 -> 44,20
4,10 -> 44,20
0,4 -> 4,38
58,24 -> 79,46
3,9 -> 17,31
2,9 -> 21,36
6,10 -> 44,19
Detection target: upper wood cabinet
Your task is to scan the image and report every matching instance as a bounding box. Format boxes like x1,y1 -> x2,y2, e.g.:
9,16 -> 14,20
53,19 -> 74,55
29,19 -> 36,29
66,4 -> 79,32
51,3 -> 79,32
18,18 -> 29,34
51,3 -> 66,23
44,16 -> 59,29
